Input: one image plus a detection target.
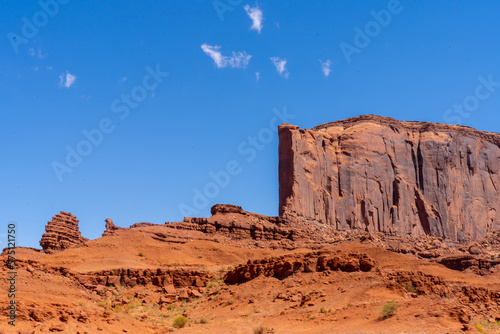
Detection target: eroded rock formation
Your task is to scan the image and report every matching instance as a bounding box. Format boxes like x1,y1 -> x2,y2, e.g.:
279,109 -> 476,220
170,204 -> 294,241
224,250 -> 374,284
39,211 -> 88,251
102,218 -> 123,237
279,115 -> 500,241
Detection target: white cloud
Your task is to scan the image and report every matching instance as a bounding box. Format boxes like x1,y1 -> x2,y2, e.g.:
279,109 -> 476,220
201,44 -> 251,69
255,72 -> 261,81
320,59 -> 331,77
59,71 -> 77,88
244,4 -> 263,33
270,57 -> 289,78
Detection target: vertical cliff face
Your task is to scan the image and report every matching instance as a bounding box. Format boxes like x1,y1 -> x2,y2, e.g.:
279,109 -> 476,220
40,211 -> 88,251
279,115 -> 500,241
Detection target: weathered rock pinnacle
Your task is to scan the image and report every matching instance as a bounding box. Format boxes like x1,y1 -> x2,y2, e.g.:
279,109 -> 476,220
39,211 -> 88,251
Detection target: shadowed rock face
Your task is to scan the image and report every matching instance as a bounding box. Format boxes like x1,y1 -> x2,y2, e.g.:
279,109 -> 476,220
40,211 -> 88,251
279,115 -> 500,241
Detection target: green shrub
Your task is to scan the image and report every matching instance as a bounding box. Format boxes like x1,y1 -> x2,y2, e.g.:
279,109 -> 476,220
173,315 -> 188,328
381,301 -> 399,319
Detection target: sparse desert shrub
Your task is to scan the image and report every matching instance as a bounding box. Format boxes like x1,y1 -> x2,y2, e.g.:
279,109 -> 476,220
380,301 -> 399,319
148,306 -> 160,317
113,305 -> 123,312
138,252 -> 144,257
199,317 -> 208,324
126,297 -> 141,310
253,325 -> 265,334
404,283 -> 417,294
474,324 -> 486,333
172,315 -> 188,328
164,303 -> 175,311
320,307 -> 331,314
96,299 -> 111,309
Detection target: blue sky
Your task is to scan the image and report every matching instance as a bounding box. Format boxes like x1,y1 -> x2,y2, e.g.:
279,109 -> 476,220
1,0 -> 499,248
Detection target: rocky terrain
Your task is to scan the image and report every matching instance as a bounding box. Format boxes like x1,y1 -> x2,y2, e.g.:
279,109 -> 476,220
1,115 -> 500,333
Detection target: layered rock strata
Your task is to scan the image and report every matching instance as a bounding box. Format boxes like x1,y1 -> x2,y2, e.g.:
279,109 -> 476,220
224,250 -> 375,284
39,211 -> 88,251
170,204 -> 294,241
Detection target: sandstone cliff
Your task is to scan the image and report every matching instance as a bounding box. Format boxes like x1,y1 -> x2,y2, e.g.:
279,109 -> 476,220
279,115 -> 500,241
40,211 -> 88,251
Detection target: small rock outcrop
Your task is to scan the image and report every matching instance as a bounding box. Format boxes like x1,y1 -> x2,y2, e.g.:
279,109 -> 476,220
39,211 -> 88,251
279,115 -> 500,241
437,254 -> 498,275
210,204 -> 244,215
102,218 -> 123,237
170,204 -> 294,241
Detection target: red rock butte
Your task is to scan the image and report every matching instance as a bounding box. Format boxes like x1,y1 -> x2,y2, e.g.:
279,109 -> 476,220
278,115 -> 500,241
